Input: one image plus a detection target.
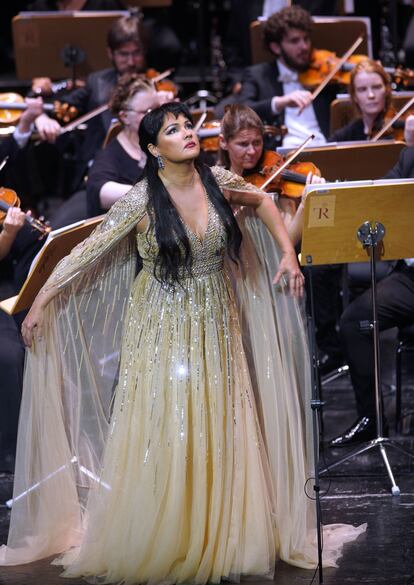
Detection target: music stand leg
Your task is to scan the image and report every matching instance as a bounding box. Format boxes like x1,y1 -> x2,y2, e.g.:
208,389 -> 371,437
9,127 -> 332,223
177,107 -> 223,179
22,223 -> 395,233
306,266 -> 324,584
379,443 -> 400,496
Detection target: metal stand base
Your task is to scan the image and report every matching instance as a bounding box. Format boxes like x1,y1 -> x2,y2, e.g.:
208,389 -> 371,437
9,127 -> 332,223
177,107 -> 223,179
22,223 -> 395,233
321,364 -> 349,386
321,436 -> 414,496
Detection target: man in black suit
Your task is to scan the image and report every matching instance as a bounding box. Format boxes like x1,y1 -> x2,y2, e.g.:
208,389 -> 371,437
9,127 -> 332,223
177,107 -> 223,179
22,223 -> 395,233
34,16 -> 148,189
220,5 -> 336,147
330,146 -> 414,446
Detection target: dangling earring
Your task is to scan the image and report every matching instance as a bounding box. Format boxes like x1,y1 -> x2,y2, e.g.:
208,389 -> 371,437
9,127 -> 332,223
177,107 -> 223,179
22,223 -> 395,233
157,154 -> 165,169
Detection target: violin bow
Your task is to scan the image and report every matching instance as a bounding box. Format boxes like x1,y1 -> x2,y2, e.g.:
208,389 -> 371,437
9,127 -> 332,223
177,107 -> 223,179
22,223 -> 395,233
0,100 -> 54,112
194,111 -> 208,133
148,68 -> 175,87
43,69 -> 176,138
372,95 -> 414,141
300,35 -> 364,112
260,134 -> 315,190
59,103 -> 109,135
0,156 -> 9,172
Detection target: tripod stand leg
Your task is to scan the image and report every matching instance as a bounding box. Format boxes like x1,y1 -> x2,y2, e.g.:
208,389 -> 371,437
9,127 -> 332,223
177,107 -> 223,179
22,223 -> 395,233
385,440 -> 414,460
379,444 -> 400,496
320,440 -> 375,474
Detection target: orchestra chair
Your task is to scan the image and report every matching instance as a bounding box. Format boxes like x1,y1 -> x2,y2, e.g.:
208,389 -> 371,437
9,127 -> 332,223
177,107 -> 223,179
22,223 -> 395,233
102,121 -> 123,148
395,323 -> 414,432
330,91 -> 414,136
190,107 -> 216,125
250,17 -> 371,66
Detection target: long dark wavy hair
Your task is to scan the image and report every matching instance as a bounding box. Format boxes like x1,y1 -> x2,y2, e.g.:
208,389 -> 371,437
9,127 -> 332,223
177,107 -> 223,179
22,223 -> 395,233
138,102 -> 242,285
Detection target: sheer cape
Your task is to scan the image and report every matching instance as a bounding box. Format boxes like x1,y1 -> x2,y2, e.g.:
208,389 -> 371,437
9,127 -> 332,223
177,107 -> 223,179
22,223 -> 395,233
0,167 -> 365,572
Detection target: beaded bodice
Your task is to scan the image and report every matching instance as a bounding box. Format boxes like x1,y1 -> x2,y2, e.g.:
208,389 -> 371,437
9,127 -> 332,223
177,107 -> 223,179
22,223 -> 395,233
42,166 -> 262,293
137,193 -> 227,279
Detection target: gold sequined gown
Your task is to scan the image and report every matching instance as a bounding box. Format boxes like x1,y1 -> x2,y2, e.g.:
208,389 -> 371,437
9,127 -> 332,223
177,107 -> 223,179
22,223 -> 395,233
1,169 -> 365,578
59,188 -> 277,584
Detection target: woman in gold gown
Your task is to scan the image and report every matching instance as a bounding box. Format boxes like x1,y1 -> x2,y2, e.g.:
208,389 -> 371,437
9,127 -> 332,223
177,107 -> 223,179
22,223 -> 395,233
0,103 -> 364,583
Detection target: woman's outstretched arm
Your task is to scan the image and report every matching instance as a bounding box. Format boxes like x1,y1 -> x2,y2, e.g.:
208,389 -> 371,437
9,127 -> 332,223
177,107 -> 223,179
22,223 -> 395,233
212,166 -> 304,297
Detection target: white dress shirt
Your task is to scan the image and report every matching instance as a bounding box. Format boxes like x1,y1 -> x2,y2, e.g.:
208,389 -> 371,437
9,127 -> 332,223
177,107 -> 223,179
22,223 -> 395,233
272,60 -> 327,148
13,126 -> 33,149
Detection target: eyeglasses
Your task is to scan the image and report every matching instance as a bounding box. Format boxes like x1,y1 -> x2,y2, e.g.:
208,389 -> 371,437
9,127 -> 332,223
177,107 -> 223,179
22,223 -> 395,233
125,107 -> 152,116
113,49 -> 143,60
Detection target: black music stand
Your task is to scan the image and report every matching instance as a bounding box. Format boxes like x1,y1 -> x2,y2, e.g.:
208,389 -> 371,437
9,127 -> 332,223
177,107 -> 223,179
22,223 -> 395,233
12,11 -> 127,80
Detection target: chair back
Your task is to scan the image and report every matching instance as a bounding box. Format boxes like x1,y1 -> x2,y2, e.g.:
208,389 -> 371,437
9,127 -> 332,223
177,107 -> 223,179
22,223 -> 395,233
330,92 -> 414,135
102,121 -> 123,148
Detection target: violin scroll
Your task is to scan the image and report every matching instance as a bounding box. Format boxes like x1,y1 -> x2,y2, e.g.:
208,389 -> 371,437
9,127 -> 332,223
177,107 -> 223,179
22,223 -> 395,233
0,93 -> 78,126
145,68 -> 178,97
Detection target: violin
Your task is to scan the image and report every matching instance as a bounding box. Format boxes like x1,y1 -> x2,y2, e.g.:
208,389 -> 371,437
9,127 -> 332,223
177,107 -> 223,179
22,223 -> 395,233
33,69 -> 177,139
244,150 -> 321,198
0,187 -> 50,236
371,96 -> 414,142
145,68 -> 178,96
297,36 -> 364,111
0,92 -> 78,125
390,66 -> 414,90
299,49 -> 367,88
198,120 -> 221,152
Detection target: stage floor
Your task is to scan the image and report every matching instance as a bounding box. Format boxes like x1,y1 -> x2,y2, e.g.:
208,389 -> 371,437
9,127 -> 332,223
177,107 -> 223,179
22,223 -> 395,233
1,339 -> 413,585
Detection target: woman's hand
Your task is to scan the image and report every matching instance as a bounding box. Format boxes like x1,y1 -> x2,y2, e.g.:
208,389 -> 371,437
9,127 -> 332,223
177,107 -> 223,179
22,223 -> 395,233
21,299 -> 46,348
300,170 -> 326,206
2,206 -> 27,236
302,171 -> 326,198
0,207 -> 28,260
272,249 -> 305,297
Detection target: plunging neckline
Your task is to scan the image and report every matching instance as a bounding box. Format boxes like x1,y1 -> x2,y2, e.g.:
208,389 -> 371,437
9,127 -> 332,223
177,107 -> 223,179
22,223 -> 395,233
179,188 -> 211,245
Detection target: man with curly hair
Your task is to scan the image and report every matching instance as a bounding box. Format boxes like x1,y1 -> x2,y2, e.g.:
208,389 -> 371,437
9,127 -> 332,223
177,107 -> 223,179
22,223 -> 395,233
235,5 -> 336,147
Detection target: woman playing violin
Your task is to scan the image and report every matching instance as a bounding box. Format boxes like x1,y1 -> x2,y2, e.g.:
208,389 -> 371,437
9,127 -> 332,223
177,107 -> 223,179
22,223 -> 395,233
218,104 -> 347,376
0,97 -> 45,244
219,104 -> 324,245
329,58 -> 414,145
0,202 -> 30,472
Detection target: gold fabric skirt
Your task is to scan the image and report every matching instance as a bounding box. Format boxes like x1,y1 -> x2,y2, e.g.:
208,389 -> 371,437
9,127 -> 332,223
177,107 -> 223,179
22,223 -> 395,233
60,267 -> 277,584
